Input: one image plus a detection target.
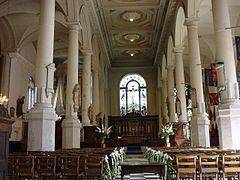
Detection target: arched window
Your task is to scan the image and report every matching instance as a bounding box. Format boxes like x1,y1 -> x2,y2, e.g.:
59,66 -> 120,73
119,74 -> 147,116
28,77 -> 35,110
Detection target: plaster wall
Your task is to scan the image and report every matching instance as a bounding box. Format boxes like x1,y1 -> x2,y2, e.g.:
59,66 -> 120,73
8,53 -> 34,115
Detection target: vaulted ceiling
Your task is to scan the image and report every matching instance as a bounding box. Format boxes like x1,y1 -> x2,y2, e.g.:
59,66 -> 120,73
92,0 -> 171,67
0,0 -> 240,71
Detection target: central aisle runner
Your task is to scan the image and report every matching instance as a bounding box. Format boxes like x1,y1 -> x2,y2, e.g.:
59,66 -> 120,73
113,158 -> 162,180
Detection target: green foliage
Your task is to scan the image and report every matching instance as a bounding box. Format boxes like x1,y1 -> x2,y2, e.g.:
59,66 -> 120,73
144,147 -> 176,180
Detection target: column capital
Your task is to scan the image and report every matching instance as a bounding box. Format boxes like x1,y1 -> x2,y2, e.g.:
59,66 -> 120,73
67,21 -> 81,31
161,77 -> 167,82
173,46 -> 184,54
82,49 -> 93,56
167,65 -> 174,70
184,17 -> 200,28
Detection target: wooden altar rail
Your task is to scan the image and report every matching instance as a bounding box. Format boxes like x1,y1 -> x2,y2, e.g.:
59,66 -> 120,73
108,114 -> 159,140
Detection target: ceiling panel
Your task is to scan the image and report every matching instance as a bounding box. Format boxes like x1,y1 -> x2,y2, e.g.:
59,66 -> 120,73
93,0 -> 169,67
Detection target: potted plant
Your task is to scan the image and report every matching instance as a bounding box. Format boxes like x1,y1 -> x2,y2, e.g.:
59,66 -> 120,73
161,123 -> 175,147
96,124 -> 112,148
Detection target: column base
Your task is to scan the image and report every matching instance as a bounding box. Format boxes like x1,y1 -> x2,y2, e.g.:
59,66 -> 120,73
217,99 -> 240,149
82,121 -> 91,127
191,111 -> 210,147
62,116 -> 82,149
27,104 -> 57,151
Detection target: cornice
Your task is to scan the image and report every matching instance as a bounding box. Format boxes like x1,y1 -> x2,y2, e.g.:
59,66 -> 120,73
153,0 -> 178,67
84,0 -> 111,68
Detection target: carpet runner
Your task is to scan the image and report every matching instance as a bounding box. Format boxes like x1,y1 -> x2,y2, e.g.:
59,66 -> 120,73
126,144 -> 142,154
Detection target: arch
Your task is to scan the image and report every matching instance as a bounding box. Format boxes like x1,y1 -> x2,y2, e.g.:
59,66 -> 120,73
175,6 -> 187,47
79,5 -> 92,51
92,33 -> 100,63
161,54 -> 167,79
119,73 -> 147,116
0,17 -> 17,51
167,35 -> 175,67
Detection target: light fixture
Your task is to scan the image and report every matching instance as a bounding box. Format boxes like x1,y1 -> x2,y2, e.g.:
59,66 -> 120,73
125,50 -> 139,57
0,93 -> 8,106
121,11 -> 142,22
123,33 -> 141,43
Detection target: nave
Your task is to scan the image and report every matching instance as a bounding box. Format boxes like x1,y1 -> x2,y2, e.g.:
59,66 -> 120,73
7,145 -> 240,180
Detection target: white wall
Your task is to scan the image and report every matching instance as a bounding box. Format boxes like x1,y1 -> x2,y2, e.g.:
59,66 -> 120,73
8,53 -> 35,116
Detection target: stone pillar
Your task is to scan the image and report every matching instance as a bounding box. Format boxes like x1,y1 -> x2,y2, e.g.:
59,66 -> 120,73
157,67 -> 163,131
212,0 -> 240,149
62,23 -> 81,149
162,78 -> 169,124
92,56 -> 100,126
174,46 -> 187,123
158,86 -> 163,131
81,52 -> 92,126
27,0 -> 57,151
0,52 -> 11,98
167,66 -> 176,123
185,17 -> 210,147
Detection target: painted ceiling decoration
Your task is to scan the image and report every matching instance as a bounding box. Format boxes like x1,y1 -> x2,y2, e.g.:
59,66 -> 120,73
93,0 -> 169,67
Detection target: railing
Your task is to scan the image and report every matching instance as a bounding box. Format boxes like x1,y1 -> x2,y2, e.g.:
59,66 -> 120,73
108,113 -> 159,140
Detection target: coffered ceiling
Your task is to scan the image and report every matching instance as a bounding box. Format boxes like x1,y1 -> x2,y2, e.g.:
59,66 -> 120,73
92,0 -> 170,67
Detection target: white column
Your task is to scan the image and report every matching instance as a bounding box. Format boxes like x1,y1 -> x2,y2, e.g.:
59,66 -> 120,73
162,78 -> 168,124
104,67 -> 109,126
158,85 -> 163,131
212,0 -> 240,149
174,47 -> 187,123
157,67 -> 163,131
167,66 -> 176,123
27,0 -> 57,151
185,17 -> 210,147
62,23 -> 81,149
92,57 -> 100,126
82,52 -> 92,126
0,52 -> 11,98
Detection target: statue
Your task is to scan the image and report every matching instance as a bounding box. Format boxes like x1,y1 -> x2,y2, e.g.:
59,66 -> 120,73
16,96 -> 25,118
96,112 -> 105,126
72,84 -> 80,112
10,107 -> 15,118
88,104 -> 93,123
9,107 -> 22,141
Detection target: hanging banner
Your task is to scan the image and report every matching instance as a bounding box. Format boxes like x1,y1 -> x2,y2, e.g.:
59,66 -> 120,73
209,93 -> 219,105
236,36 -> 240,60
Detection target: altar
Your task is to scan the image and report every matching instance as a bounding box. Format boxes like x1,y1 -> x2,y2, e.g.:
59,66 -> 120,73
108,112 -> 159,145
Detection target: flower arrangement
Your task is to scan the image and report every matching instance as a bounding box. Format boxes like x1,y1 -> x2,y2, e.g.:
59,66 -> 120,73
161,122 -> 175,138
96,124 -> 112,144
144,147 -> 175,179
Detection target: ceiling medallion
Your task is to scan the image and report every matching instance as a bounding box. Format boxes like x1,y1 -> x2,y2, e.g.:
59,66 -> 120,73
125,50 -> 140,57
121,11 -> 142,22
123,33 -> 141,42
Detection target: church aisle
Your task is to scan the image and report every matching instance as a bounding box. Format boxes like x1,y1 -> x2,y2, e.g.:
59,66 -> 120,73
114,172 -> 161,180
113,157 -> 163,180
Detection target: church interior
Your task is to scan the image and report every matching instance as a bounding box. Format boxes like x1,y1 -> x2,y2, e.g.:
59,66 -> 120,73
1,0 -> 240,179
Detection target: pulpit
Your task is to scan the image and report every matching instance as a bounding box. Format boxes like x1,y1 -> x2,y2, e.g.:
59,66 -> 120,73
0,106 -> 15,180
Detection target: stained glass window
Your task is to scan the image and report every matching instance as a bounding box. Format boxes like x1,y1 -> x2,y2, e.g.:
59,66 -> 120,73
27,77 -> 35,110
119,74 -> 147,116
